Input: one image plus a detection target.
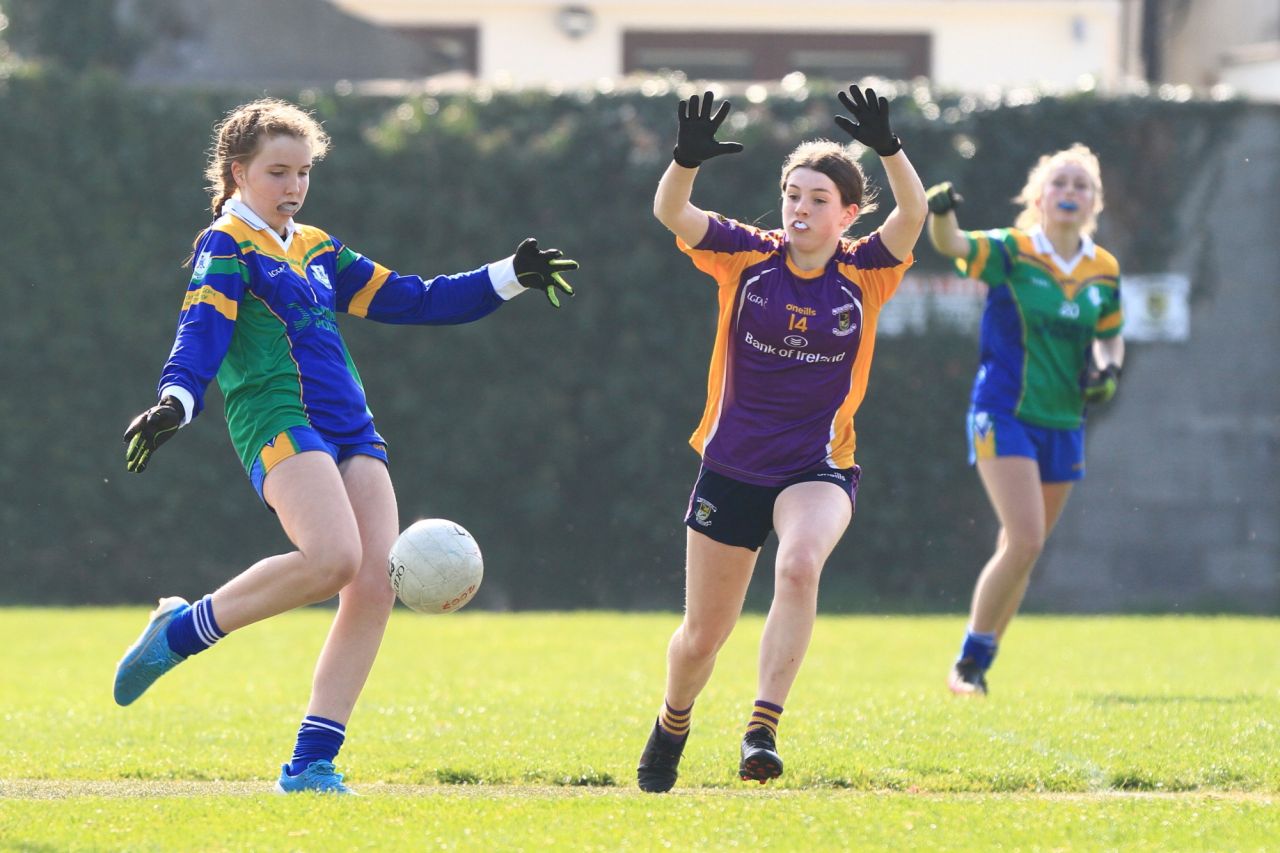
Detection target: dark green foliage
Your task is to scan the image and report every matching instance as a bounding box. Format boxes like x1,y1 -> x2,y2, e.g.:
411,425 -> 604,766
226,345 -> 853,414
0,70 -> 1246,607
0,0 -> 173,73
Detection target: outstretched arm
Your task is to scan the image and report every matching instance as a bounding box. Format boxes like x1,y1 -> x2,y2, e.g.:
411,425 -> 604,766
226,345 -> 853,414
654,92 -> 744,247
654,161 -> 709,247
833,85 -> 925,261
925,182 -> 969,259
877,151 -> 928,262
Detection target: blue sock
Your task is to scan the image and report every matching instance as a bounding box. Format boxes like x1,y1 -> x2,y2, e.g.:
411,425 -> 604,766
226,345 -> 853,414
287,716 -> 347,776
165,595 -> 226,658
959,629 -> 998,670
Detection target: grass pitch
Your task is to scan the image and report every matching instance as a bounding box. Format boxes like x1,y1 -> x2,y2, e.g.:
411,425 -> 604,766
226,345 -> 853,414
1,609 -> 1278,850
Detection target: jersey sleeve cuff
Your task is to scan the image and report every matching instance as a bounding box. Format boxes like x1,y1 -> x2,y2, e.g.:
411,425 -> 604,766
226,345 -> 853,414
159,385 -> 196,426
487,255 -> 524,300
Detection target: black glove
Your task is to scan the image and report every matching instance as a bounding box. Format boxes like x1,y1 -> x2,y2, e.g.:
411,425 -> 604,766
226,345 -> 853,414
834,85 -> 902,157
123,395 -> 185,473
1082,361 -> 1121,405
513,238 -> 578,308
673,91 -> 744,168
926,181 -> 964,215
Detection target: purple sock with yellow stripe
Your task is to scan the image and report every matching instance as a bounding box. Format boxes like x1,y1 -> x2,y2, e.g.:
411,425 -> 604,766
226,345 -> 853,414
658,700 -> 692,742
746,699 -> 783,737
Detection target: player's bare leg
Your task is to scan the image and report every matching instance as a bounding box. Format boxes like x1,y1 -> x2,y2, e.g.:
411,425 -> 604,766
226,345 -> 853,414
990,480 -> 1073,636
213,451 -> 363,632
113,451 -> 360,707
742,481 -> 851,782
667,531 -> 759,706
950,458 -> 1073,695
276,455 -> 398,795
639,531 -> 757,792
306,455 -> 399,724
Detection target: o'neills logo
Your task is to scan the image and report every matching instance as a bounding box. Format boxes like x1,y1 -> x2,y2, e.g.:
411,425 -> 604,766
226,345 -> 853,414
694,498 -> 717,526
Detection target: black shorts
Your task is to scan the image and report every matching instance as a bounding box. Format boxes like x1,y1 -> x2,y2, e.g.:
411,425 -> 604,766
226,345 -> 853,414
684,464 -> 861,551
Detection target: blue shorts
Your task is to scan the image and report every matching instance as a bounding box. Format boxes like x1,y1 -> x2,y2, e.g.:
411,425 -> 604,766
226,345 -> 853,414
684,464 -> 860,551
967,409 -> 1084,483
249,425 -> 389,507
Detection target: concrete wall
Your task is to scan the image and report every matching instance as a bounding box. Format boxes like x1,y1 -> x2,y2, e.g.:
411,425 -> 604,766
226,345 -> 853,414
1160,0 -> 1280,87
1031,108 -> 1280,613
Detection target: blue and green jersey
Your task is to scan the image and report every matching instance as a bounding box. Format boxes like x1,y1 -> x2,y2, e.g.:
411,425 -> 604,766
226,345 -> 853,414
958,226 -> 1123,429
157,200 -> 522,471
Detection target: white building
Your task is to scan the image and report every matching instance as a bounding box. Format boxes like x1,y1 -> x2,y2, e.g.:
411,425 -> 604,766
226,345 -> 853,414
118,1 -> 1280,101
330,0 -> 1280,100
331,0 -> 1139,92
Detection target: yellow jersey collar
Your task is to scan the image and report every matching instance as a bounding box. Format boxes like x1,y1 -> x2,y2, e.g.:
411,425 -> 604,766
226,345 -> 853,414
222,197 -> 298,251
1029,225 -> 1095,276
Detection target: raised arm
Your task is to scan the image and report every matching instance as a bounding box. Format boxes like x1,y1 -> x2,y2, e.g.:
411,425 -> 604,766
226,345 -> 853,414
654,92 -> 744,247
654,161 -> 709,248
924,182 -> 970,259
876,151 -> 928,261
833,84 -> 926,262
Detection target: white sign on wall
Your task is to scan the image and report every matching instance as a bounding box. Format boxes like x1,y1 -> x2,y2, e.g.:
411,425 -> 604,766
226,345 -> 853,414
1121,274 -> 1190,342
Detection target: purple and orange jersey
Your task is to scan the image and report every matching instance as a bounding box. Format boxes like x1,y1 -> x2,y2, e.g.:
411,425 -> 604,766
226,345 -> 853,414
157,200 -> 521,471
677,214 -> 912,485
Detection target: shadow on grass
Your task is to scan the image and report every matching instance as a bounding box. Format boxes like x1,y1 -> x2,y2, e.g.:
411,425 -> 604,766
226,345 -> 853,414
1091,694 -> 1261,706
434,767 -> 616,787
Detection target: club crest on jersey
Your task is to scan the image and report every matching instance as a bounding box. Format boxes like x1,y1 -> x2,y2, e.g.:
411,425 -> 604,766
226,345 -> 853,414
831,299 -> 862,337
309,264 -> 332,289
193,251 -> 212,278
693,498 -> 717,527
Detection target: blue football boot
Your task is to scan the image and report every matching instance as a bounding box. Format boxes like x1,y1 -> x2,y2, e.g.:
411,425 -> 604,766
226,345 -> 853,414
113,596 -> 188,706
275,761 -> 355,795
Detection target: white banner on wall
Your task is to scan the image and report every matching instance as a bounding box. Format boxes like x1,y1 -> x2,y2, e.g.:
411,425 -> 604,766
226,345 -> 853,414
880,272 -> 1190,342
1121,274 -> 1190,342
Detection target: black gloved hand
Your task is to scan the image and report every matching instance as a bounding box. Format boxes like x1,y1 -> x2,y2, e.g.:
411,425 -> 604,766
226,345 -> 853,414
834,84 -> 902,157
513,238 -> 578,308
926,181 -> 964,215
673,91 -> 745,168
1082,361 -> 1122,405
123,395 -> 185,473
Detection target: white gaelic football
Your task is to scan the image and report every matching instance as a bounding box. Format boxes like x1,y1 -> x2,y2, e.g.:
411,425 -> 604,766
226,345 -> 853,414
387,519 -> 483,613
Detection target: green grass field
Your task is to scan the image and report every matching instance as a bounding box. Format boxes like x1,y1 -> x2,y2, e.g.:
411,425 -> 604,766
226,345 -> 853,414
2,609 -> 1278,850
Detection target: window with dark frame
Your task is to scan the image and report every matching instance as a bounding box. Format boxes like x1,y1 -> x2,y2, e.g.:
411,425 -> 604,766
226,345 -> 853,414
392,26 -> 480,76
623,30 -> 931,81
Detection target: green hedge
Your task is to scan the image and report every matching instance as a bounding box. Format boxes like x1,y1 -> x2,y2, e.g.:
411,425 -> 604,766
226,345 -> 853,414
0,68 -> 1246,607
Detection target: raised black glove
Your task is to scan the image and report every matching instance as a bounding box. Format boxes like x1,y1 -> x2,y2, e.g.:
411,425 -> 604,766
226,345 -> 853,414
673,91 -> 744,168
123,395 -> 185,473
926,181 -> 964,215
513,238 -> 578,308
834,84 -> 902,157
1082,361 -> 1121,405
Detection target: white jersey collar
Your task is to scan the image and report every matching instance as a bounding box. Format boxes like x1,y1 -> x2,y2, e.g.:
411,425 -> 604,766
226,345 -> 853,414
222,197 -> 298,251
1029,224 -> 1094,276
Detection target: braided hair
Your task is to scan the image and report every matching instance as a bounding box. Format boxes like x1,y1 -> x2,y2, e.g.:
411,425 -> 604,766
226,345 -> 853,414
204,98 -> 330,218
